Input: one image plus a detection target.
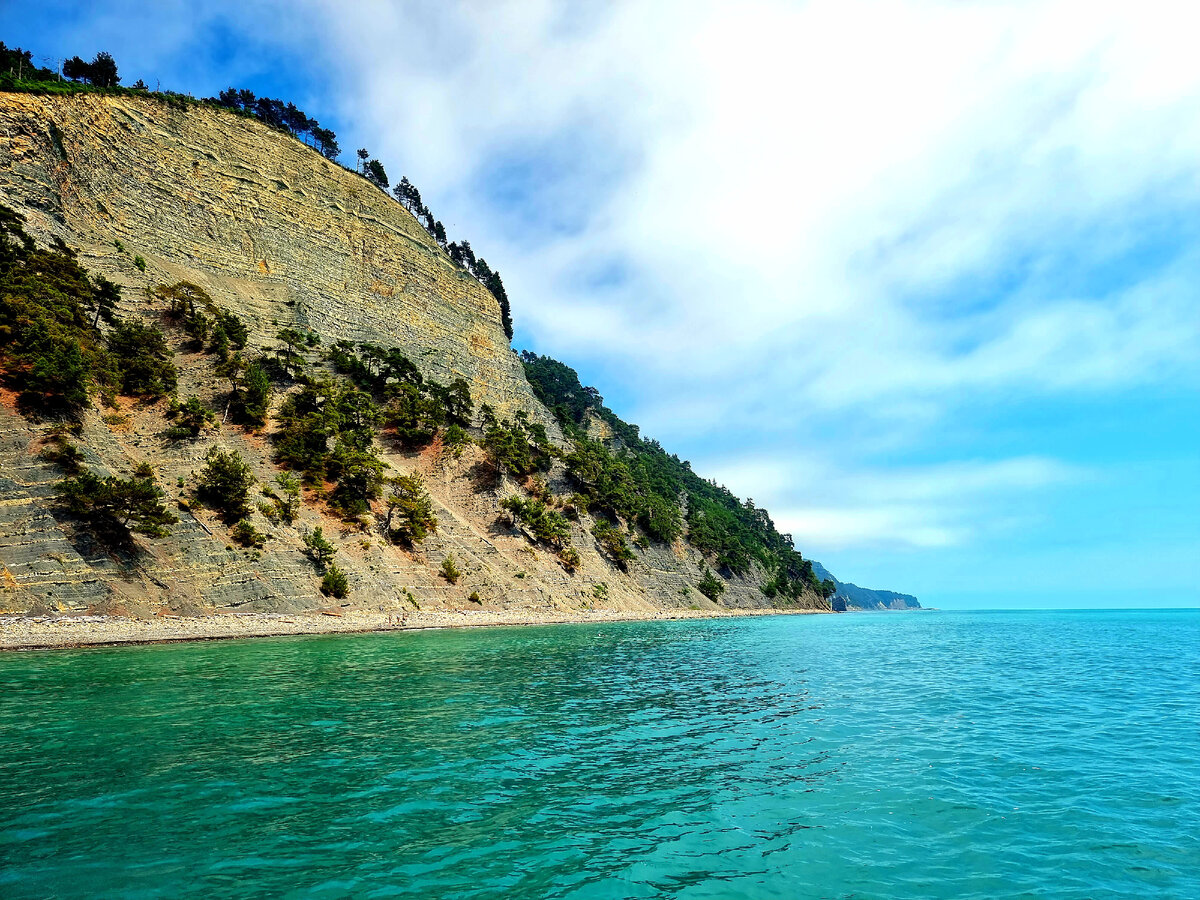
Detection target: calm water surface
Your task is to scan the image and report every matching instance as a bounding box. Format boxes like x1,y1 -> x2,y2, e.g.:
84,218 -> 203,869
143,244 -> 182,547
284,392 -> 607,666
1,609 -> 1198,898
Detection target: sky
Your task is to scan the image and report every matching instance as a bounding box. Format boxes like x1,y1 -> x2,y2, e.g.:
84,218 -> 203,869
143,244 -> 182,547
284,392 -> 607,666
4,1 -> 1197,608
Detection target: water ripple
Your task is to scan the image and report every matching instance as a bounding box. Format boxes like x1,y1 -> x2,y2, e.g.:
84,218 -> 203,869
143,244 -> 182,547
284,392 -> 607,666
1,609 -> 1198,899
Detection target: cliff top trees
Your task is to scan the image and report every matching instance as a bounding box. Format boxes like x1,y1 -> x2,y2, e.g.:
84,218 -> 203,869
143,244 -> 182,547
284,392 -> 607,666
62,51 -> 120,87
213,87 -> 340,159
364,159 -> 389,190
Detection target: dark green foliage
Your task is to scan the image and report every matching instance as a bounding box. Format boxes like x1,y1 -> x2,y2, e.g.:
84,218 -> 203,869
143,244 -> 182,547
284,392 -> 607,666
231,518 -> 266,548
91,276 -> 121,327
274,328 -> 308,379
133,255 -> 146,272
523,350 -> 815,591
56,463 -> 176,543
329,341 -> 471,448
321,563 -> 349,598
62,51 -> 120,87
327,436 -> 387,517
697,567 -> 726,602
303,526 -> 337,570
759,551 -> 823,602
442,424 -> 470,457
0,203 -> 114,417
237,359 -> 271,426
39,433 -> 86,476
155,281 -> 248,362
501,495 -> 572,549
440,554 -> 461,584
107,319 -> 177,398
0,42 -> 57,83
274,380 -> 387,512
388,382 -> 444,447
166,395 -> 215,439
213,87 -> 340,159
385,474 -> 438,545
364,159 -> 389,189
196,446 -> 255,523
269,472 -> 302,524
484,414 -> 552,477
592,519 -> 635,571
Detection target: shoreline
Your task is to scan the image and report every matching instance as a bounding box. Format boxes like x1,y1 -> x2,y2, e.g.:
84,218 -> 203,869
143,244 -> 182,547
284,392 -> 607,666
0,606 -> 825,651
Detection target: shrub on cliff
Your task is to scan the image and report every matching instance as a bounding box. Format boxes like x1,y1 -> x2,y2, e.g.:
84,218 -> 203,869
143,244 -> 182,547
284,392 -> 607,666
56,463 -> 176,544
107,319 -> 177,398
0,203 -> 114,417
321,563 -> 349,598
303,526 -> 337,569
231,518 -> 266,549
196,447 -> 256,523
385,474 -> 438,546
440,554 -> 461,584
327,436 -> 387,518
697,567 -> 726,602
501,495 -> 571,549
166,395 -> 215,439
592,519 -> 635,571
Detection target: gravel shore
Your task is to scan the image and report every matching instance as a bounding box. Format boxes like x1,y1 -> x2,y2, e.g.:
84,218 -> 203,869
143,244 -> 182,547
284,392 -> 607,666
0,606 -> 822,650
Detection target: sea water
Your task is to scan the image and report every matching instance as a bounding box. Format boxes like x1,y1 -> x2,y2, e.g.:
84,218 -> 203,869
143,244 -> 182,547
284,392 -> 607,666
1,609 -> 1197,899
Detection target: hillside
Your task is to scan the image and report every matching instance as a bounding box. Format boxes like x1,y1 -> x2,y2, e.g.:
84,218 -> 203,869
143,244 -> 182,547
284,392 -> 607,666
811,562 -> 921,611
0,95 -> 868,624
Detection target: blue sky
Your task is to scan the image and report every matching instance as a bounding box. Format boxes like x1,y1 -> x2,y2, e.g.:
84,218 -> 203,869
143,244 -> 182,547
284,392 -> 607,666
5,1 -> 1197,608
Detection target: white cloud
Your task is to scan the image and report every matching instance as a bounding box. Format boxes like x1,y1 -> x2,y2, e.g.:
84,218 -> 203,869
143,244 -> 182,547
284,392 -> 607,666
49,0 -> 1195,561
699,453 -> 1083,551
300,0 -> 1200,556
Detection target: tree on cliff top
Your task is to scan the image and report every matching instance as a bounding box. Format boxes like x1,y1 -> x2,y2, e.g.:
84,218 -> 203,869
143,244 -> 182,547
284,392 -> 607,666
63,51 -> 120,88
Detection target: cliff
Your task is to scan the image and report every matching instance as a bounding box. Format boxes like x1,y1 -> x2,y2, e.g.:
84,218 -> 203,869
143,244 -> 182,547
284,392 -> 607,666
0,91 -> 827,619
811,562 -> 921,611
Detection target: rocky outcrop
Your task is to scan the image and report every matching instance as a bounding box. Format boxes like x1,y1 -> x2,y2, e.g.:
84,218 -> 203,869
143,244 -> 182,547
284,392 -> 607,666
0,91 -> 827,619
0,91 -> 548,424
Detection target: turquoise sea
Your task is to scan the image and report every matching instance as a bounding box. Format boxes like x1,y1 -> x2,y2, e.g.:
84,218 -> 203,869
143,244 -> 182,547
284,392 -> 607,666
1,609 -> 1198,899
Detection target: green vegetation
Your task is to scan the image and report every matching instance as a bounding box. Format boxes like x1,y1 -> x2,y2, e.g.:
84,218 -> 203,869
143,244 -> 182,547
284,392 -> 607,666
321,563 -> 349,598
501,495 -> 571,549
592,519 -> 636,571
214,88 -> 340,159
303,526 -> 337,570
107,319 -> 177,398
522,351 -> 828,599
272,378 -> 388,515
55,463 -> 176,544
195,447 -> 255,523
483,413 -> 553,478
38,432 -> 86,476
0,204 -> 114,416
442,423 -> 470,457
263,472 -> 302,525
440,553 -> 461,584
166,395 -> 215,439
697,567 -> 726,602
385,474 -> 438,545
329,340 -> 472,448
156,281 -> 248,361
231,518 -> 266,548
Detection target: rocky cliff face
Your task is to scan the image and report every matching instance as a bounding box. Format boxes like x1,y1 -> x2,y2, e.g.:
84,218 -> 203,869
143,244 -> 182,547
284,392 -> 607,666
0,92 -> 545,423
0,92 -> 825,618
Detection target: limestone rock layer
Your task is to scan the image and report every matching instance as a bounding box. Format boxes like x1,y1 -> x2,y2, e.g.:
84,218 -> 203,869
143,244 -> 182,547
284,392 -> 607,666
0,92 -> 820,618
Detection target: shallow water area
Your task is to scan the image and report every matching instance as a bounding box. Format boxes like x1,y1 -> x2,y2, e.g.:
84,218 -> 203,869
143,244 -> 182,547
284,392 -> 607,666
1,609 -> 1197,898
